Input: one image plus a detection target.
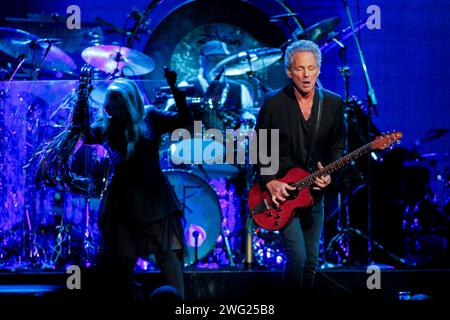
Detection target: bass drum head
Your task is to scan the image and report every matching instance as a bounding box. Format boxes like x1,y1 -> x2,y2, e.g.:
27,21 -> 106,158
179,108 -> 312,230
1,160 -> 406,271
163,169 -> 222,265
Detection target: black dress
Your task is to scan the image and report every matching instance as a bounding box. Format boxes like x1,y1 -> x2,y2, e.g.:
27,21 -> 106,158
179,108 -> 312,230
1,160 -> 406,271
72,90 -> 191,298
90,106 -> 191,264
33,82 -> 191,299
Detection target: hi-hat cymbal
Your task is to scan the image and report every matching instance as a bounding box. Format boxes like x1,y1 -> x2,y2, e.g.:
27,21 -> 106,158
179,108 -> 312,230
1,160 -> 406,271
295,17 -> 341,43
211,47 -> 282,77
0,27 -> 76,73
81,45 -> 155,76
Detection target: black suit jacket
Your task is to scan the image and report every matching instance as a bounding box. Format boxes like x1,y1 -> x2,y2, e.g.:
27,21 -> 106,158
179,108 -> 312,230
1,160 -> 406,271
255,83 -> 345,187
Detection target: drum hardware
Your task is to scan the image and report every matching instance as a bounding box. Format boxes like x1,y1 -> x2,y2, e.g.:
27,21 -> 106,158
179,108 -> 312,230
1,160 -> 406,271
192,230 -> 200,266
326,227 -> 410,267
163,169 -> 223,266
323,30 -> 354,267
294,17 -> 342,43
8,54 -> 26,83
81,45 -> 155,77
210,47 -> 282,77
331,0 -> 378,265
163,169 -> 244,267
0,27 -> 76,80
269,12 -> 299,23
156,84 -> 196,96
320,20 -> 367,54
269,0 -> 306,42
413,129 -> 449,148
126,0 -> 161,48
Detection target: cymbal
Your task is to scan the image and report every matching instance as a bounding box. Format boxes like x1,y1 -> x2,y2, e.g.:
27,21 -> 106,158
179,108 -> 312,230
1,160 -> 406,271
295,17 -> 341,43
269,13 -> 299,22
0,27 -> 76,73
404,152 -> 449,169
420,129 -> 449,144
212,47 -> 282,77
81,45 -> 155,76
320,20 -> 367,53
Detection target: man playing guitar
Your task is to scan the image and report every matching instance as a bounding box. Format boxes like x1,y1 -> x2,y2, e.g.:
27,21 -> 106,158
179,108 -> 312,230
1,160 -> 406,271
254,40 -> 345,295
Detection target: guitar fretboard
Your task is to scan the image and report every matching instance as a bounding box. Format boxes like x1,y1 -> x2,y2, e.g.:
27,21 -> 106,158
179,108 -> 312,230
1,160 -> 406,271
293,143 -> 372,190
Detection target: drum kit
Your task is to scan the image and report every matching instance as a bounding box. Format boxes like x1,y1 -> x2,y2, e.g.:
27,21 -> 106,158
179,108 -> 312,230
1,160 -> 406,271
0,27 -> 76,80
1,10 -> 447,271
0,15 -> 367,270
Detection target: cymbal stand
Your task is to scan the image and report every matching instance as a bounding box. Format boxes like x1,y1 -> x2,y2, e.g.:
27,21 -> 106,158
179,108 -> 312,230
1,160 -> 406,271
241,51 -> 271,109
32,41 -> 52,81
322,38 -> 354,266
272,0 -> 305,41
344,0 -> 378,263
113,50 -> 123,77
9,54 -> 26,82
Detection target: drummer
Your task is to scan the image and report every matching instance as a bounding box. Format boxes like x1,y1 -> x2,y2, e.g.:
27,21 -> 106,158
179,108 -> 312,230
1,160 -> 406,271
175,40 -> 254,131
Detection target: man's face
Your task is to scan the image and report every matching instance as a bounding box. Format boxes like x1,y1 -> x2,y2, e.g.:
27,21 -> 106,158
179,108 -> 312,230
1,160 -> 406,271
201,54 -> 228,81
286,51 -> 320,95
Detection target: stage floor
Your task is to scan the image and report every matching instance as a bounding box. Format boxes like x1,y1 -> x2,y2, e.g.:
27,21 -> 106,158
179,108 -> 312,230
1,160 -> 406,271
1,268 -> 448,303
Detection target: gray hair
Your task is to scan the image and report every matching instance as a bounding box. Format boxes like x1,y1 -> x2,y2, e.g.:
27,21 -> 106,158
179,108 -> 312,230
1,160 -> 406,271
284,40 -> 322,69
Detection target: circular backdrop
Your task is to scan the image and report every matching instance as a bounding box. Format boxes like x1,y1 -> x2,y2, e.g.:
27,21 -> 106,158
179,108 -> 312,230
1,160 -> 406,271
143,0 -> 288,92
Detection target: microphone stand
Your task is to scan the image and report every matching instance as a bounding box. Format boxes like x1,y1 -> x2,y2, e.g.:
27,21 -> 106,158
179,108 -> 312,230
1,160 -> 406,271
343,0 -> 378,264
343,0 -> 378,115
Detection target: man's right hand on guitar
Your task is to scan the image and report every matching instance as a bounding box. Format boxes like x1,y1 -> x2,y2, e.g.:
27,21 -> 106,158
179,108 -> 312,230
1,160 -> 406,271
265,180 -> 296,207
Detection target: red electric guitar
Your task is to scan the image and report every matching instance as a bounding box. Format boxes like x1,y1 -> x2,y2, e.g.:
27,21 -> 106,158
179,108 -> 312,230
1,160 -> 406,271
248,132 -> 402,231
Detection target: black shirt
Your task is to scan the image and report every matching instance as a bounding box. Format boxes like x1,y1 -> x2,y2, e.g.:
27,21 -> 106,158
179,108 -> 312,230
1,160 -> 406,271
255,83 -> 345,186
294,89 -> 320,173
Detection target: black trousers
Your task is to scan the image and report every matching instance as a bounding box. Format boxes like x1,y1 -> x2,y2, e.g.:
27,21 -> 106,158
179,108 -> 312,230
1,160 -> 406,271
279,199 -> 324,295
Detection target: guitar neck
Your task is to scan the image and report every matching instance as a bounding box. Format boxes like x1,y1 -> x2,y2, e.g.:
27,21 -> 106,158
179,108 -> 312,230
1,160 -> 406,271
293,143 -> 373,190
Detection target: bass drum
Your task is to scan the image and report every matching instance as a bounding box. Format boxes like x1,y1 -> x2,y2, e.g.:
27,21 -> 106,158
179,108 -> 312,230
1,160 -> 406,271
163,169 -> 222,265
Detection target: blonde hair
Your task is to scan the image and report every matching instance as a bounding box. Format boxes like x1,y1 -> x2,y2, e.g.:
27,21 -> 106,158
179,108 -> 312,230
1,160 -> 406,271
101,78 -> 146,159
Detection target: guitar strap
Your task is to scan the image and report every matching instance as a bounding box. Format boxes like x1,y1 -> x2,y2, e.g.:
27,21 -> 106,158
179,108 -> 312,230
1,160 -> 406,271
307,87 -> 323,173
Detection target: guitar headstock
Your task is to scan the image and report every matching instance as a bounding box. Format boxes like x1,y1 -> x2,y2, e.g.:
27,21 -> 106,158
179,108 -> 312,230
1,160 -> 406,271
371,131 -> 403,150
